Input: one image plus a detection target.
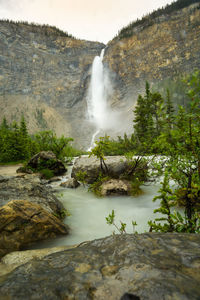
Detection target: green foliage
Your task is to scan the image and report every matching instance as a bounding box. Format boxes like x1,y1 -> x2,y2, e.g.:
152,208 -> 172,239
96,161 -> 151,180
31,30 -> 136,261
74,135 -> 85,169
0,117 -> 81,163
122,155 -> 149,196
0,115 -> 36,162
133,82 -> 165,153
53,208 -> 71,220
148,70 -> 200,233
88,173 -> 110,197
63,144 -> 87,158
0,20 -> 76,39
75,171 -> 87,186
106,210 -> 138,234
33,131 -> 73,160
89,137 -> 109,174
35,109 -> 48,129
106,210 -> 127,234
39,168 -> 54,179
148,173 -> 200,233
153,77 -> 189,108
130,179 -> 144,196
116,0 -> 200,40
89,134 -> 137,156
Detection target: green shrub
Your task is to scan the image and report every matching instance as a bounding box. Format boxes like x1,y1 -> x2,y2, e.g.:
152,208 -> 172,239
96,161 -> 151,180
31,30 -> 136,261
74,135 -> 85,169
39,168 -> 54,179
88,174 -> 111,197
75,171 -> 87,186
116,0 -> 200,40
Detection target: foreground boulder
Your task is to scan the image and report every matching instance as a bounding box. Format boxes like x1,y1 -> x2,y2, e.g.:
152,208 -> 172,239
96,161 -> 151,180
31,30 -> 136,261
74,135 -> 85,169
0,233 -> 199,299
0,200 -> 69,258
0,245 -> 76,277
72,156 -> 128,184
21,151 -> 66,176
0,176 -> 65,217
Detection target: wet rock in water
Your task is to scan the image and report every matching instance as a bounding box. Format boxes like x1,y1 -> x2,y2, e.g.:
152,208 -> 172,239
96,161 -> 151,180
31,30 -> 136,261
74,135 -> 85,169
0,200 -> 69,258
72,155 -> 128,184
16,166 -> 33,174
25,151 -> 67,176
48,177 -> 61,183
0,176 -> 65,218
60,178 -> 80,188
0,233 -> 199,299
100,179 -> 131,196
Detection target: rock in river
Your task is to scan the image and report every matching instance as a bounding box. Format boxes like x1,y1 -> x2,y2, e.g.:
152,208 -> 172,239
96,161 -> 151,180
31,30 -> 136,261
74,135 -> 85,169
100,179 -> 132,196
72,155 -> 128,184
60,178 -> 80,188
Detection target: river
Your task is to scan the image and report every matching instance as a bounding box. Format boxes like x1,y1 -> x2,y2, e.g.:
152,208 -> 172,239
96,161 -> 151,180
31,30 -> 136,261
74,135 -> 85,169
29,179 -> 161,249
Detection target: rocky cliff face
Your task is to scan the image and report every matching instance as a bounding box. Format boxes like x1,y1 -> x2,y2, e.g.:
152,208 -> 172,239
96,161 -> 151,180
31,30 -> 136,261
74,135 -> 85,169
0,2 -> 199,147
104,3 -> 200,113
0,21 -> 104,147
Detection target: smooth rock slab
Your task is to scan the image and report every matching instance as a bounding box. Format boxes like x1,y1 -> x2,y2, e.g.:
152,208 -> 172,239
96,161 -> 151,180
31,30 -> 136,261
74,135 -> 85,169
72,155 -> 128,184
0,233 -> 199,300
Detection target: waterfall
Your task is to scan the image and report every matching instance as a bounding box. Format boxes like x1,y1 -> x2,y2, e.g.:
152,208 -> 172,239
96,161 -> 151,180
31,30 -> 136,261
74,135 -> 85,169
87,49 -> 108,150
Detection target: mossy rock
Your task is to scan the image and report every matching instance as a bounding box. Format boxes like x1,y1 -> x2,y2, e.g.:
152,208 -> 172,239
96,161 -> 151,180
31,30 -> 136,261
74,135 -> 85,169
26,151 -> 67,176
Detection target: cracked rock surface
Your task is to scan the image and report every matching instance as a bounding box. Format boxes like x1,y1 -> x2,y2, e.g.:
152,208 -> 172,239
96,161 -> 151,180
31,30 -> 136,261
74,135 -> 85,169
0,233 -> 199,300
0,175 -> 65,216
0,200 -> 69,258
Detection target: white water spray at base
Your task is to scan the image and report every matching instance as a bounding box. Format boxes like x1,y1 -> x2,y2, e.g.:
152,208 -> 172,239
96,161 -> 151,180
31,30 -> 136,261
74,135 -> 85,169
87,129 -> 100,152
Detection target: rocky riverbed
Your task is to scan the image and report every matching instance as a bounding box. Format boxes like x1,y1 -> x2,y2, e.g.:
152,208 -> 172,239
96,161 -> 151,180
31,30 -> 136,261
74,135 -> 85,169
0,165 -> 69,258
0,164 -> 200,300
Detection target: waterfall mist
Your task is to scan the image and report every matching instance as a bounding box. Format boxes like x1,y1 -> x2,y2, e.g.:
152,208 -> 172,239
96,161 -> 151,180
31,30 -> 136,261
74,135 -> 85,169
87,49 -> 118,149
86,48 -> 134,150
87,49 -> 115,130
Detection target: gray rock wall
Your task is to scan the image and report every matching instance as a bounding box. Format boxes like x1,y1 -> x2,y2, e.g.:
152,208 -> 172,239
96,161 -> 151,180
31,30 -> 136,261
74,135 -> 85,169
0,21 -> 104,147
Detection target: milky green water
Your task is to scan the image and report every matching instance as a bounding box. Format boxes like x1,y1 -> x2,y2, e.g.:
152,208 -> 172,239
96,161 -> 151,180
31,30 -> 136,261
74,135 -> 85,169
29,182 -> 161,249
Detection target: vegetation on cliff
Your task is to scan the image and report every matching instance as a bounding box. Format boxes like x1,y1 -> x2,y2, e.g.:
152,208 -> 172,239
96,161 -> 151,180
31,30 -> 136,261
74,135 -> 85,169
0,19 -> 76,39
116,0 -> 200,40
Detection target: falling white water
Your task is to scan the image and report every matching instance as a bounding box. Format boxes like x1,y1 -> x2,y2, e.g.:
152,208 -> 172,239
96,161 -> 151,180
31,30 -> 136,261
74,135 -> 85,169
87,49 -> 110,150
87,49 -> 107,129
87,129 -> 100,152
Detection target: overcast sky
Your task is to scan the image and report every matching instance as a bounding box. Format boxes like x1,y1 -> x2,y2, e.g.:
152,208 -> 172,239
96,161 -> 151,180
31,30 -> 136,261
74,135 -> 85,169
0,0 -> 174,43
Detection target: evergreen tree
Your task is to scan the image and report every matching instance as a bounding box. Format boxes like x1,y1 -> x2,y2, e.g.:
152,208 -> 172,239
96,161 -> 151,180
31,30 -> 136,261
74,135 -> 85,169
20,115 -> 28,138
149,71 -> 200,232
165,89 -> 175,129
1,117 -> 9,130
133,82 -> 164,152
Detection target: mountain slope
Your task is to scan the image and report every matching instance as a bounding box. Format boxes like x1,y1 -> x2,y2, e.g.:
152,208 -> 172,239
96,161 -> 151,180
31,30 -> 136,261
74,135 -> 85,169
104,2 -> 200,110
0,21 -> 104,147
0,1 -> 199,147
